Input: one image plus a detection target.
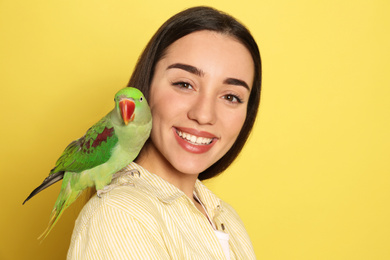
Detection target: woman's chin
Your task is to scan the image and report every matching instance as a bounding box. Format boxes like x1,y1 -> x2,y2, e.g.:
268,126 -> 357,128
169,159 -> 212,177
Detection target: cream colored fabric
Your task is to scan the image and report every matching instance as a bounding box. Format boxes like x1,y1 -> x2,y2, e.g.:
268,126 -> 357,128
67,162 -> 256,259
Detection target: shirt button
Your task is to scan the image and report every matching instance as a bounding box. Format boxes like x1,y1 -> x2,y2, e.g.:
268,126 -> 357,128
221,223 -> 226,230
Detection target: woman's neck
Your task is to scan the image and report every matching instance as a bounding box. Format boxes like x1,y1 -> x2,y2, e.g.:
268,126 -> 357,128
135,144 -> 199,200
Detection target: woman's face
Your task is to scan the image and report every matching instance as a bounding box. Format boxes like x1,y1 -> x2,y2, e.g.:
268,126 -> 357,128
146,30 -> 254,175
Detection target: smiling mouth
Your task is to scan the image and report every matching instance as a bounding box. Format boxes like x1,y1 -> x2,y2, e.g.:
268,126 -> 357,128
175,129 -> 214,145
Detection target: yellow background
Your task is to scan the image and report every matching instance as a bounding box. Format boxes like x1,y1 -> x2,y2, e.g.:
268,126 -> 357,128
1,0 -> 389,259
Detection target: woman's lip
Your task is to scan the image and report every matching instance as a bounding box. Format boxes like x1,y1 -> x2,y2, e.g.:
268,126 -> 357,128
173,126 -> 218,139
172,127 -> 217,154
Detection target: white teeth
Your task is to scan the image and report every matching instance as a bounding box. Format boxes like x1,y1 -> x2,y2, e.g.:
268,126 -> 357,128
176,130 -> 213,145
190,135 -> 196,143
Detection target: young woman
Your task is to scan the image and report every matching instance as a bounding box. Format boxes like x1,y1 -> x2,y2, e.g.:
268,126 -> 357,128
67,6 -> 261,259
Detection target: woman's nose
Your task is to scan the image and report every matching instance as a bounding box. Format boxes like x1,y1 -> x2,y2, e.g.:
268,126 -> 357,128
187,94 -> 217,125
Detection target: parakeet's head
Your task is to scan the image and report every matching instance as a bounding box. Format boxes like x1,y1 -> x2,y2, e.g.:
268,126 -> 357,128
114,87 -> 151,126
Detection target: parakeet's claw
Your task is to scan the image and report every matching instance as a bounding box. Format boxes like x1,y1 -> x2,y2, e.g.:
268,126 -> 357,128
96,169 -> 140,198
97,185 -> 113,198
96,182 -> 135,198
112,169 -> 141,179
128,169 -> 141,177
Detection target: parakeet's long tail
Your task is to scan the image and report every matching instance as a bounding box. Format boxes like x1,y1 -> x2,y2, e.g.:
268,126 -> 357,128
38,174 -> 82,241
22,171 -> 65,205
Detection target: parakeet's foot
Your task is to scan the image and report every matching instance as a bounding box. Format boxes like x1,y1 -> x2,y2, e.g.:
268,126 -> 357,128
112,169 -> 141,179
96,169 -> 140,198
97,185 -> 114,198
96,182 -> 135,198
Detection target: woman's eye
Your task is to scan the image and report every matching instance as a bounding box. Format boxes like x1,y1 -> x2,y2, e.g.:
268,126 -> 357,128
223,94 -> 243,104
172,82 -> 193,90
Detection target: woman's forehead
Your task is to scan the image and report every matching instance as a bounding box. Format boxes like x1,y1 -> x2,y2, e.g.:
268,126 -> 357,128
158,31 -> 255,87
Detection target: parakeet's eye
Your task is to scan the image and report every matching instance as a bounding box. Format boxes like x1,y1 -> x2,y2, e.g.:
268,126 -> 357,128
140,97 -> 143,102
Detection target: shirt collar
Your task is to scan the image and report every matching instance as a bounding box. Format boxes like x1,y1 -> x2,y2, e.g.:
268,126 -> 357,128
194,180 -> 223,214
115,162 -> 222,211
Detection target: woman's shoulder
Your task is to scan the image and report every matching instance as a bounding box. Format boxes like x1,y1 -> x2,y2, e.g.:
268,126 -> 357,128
79,163 -> 172,221
74,182 -> 163,233
218,200 -> 249,233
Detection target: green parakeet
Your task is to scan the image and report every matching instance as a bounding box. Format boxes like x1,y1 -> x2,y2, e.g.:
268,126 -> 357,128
23,87 -> 152,240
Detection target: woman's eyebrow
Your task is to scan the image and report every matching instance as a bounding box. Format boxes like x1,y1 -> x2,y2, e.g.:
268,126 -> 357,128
224,78 -> 250,91
167,63 -> 205,77
167,63 -> 250,91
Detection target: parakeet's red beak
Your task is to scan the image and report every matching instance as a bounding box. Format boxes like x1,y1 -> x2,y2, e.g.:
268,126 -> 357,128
119,99 -> 135,125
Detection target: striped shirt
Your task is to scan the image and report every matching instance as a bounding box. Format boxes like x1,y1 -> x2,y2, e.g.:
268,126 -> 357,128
67,162 -> 256,259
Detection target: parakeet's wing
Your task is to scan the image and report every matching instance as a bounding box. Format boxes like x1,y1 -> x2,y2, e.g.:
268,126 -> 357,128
22,113 -> 119,205
50,114 -> 119,174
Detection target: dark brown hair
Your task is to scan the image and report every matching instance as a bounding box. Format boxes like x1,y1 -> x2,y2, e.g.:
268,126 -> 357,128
128,6 -> 262,180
